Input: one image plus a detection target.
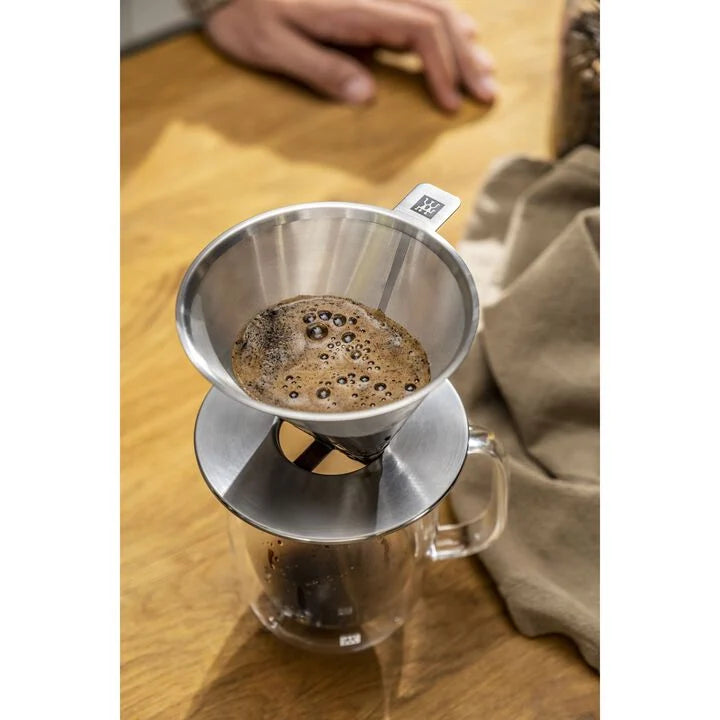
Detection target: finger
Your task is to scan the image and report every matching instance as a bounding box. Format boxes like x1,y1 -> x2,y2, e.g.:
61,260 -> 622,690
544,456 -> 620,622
404,0 -> 497,103
473,44 -> 495,73
284,0 -> 462,112
398,0 -> 481,44
268,27 -> 377,104
457,12 -> 478,39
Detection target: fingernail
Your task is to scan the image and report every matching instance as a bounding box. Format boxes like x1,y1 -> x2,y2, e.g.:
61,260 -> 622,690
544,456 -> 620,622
473,46 -> 495,72
459,12 -> 478,36
341,75 -> 374,104
471,74 -> 498,104
445,90 -> 462,112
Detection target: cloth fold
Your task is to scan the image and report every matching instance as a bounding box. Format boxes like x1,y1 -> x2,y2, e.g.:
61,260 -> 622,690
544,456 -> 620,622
451,146 -> 600,669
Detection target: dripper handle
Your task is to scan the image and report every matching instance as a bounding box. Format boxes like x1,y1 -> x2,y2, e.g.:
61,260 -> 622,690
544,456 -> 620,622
392,183 -> 461,232
429,426 -> 510,561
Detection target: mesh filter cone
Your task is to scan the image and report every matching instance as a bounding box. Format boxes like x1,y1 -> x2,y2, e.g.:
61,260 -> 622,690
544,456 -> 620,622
176,185 -> 478,460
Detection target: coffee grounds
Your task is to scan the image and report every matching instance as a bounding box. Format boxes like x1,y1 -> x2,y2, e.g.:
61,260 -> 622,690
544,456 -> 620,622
231,295 -> 431,412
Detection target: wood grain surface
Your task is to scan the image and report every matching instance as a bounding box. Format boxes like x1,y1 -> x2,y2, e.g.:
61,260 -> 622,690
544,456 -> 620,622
121,0 -> 599,717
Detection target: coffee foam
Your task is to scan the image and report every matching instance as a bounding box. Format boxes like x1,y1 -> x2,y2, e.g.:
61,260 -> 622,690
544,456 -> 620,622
231,295 -> 431,412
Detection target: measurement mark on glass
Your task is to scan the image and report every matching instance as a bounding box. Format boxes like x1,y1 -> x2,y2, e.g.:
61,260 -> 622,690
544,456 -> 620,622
339,632 -> 362,647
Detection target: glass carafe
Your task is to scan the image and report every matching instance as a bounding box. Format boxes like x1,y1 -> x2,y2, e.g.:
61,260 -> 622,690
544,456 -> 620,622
227,426 -> 508,653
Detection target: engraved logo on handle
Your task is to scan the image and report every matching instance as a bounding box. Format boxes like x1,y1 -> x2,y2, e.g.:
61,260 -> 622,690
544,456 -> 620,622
411,195 -> 445,219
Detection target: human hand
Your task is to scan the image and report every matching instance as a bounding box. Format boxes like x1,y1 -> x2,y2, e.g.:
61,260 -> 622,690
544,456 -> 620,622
204,0 -> 497,111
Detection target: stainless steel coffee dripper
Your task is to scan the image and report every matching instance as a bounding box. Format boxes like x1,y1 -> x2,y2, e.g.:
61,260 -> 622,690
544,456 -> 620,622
176,184 -> 510,653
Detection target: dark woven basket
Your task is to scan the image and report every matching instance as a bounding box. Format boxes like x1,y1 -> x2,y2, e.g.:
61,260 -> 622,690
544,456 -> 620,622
553,0 -> 600,158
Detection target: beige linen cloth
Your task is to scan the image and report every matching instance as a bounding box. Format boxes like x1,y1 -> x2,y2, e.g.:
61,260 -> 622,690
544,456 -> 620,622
450,146 -> 600,669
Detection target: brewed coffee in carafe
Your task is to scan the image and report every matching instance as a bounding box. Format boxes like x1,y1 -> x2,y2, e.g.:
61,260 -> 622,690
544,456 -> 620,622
241,518 -> 426,631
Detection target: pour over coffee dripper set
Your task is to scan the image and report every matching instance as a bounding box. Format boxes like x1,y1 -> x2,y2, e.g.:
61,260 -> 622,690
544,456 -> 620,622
176,183 -> 510,653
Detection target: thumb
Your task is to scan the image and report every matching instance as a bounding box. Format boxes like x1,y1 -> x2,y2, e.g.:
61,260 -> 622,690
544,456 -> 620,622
273,28 -> 376,104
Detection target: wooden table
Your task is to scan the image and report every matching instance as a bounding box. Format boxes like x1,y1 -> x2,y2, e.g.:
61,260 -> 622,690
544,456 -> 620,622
121,0 -> 599,716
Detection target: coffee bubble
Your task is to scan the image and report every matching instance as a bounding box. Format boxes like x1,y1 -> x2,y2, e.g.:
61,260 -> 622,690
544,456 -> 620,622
307,323 -> 328,340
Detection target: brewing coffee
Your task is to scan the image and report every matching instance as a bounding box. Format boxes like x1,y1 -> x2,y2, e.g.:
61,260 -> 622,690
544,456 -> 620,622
231,295 -> 430,412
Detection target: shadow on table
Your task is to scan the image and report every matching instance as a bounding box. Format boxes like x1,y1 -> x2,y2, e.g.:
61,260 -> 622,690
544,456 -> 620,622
121,34 -> 493,185
183,608 -> 391,720
183,560 -> 512,720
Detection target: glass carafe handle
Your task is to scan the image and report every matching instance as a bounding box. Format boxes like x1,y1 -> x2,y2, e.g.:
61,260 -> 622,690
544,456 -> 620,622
429,426 -> 510,560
